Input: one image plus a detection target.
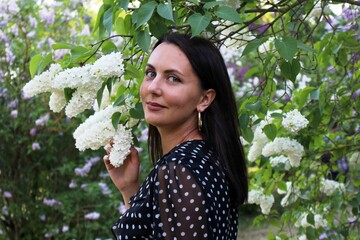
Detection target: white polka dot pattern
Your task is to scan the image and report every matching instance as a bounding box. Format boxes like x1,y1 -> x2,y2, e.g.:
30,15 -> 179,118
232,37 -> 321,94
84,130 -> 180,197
112,140 -> 238,239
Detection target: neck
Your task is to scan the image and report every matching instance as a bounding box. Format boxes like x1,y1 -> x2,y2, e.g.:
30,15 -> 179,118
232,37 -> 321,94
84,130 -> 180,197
159,126 -> 202,155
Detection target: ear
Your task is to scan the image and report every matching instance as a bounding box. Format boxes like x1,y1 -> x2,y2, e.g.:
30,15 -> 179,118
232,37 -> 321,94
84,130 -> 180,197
197,89 -> 216,112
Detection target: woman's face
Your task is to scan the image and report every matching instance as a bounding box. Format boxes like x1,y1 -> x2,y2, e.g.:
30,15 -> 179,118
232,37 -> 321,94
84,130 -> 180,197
140,43 -> 205,130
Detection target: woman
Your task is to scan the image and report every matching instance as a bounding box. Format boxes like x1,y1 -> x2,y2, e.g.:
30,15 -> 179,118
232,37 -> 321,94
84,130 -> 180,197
103,33 -> 248,239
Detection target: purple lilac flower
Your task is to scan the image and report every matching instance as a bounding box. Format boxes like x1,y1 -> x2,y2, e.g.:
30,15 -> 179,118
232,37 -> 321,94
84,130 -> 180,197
118,203 -> 127,214
84,212 -> 100,220
29,16 -> 38,28
2,206 -> 9,216
237,67 -> 249,83
351,88 -> 360,99
39,8 -> 55,25
7,99 -> 18,109
0,88 -> 8,98
29,128 -> 37,136
39,214 -> 46,221
35,113 -> 50,126
138,128 -> 148,142
5,46 -> 15,63
62,225 -> 69,232
10,110 -> 18,119
87,156 -> 101,165
3,191 -> 12,198
74,162 -> 92,177
98,182 -> 111,195
0,29 -> 9,43
43,198 -> 62,207
32,142 -> 41,150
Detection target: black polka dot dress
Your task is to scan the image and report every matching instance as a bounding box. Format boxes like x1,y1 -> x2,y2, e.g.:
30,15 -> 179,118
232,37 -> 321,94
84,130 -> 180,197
112,140 -> 238,239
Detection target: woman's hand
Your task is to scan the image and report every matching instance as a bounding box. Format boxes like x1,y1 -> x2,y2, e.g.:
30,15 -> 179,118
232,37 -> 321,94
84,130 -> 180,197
103,145 -> 140,208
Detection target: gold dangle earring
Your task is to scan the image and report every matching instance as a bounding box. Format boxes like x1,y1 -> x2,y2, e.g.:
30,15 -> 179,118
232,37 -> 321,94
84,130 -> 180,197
198,111 -> 202,132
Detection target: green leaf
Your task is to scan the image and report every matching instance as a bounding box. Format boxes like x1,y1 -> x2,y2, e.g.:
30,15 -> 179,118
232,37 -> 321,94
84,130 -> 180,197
102,41 -> 118,54
52,42 -> 75,50
29,54 -> 43,78
306,212 -> 315,226
112,112 -> 122,129
118,0 -> 130,10
245,101 -> 262,112
243,127 -> 254,143
297,40 -> 314,52
94,4 -> 105,31
130,102 -> 144,119
275,36 -> 297,62
215,6 -> 242,23
134,1 -> 157,29
114,94 -> 126,106
239,113 -> 249,132
187,12 -> 211,37
37,53 -> 53,75
263,124 -> 277,141
203,1 -> 221,9
97,82 -> 106,109
157,2 -> 173,22
124,63 -> 142,79
241,38 -> 268,57
279,58 -> 300,82
103,6 -> 114,34
135,28 -> 151,52
149,13 -> 168,39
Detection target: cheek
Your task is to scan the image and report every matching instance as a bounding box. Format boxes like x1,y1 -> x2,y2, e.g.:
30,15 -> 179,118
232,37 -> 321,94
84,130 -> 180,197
139,82 -> 146,99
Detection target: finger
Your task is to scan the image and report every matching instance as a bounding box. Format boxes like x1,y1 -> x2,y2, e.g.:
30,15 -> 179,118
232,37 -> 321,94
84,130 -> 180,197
103,155 -> 114,170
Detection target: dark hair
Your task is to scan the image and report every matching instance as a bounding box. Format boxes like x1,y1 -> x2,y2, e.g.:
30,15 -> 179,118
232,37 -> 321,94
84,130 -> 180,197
147,33 -> 248,206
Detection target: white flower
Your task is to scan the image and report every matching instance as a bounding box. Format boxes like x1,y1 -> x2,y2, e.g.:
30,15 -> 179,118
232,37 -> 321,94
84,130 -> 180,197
106,125 -> 133,167
91,52 -> 124,79
23,63 -> 63,98
295,212 -> 328,229
84,212 -> 100,220
349,152 -> 360,167
262,137 -> 304,167
49,90 -> 66,112
277,181 -> 299,207
248,189 -> 274,215
282,109 -> 309,134
247,123 -> 269,162
320,178 -> 346,196
65,86 -> 100,118
269,155 -> 291,170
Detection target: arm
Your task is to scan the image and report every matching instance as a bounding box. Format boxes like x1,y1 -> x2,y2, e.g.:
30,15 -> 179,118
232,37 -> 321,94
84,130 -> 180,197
103,147 -> 140,208
155,161 -> 208,239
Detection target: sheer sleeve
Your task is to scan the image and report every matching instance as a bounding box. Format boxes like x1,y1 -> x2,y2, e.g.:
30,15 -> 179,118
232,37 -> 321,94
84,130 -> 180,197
155,161 -> 208,239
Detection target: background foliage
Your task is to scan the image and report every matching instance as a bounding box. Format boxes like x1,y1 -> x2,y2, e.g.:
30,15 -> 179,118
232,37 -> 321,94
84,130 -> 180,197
1,0 -> 359,239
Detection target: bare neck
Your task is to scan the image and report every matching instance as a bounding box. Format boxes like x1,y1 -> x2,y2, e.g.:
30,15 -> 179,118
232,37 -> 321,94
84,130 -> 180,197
159,126 -> 202,155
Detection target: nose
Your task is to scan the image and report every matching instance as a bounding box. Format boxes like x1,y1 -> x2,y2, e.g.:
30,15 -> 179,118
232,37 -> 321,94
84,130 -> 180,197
147,76 -> 162,96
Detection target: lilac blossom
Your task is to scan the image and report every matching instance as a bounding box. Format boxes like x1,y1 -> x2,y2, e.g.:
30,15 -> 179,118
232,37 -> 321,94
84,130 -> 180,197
32,142 -> 41,150
5,46 -> 15,63
74,162 -> 92,176
39,8 -> 55,25
3,191 -> 12,198
30,128 -> 37,136
0,29 -> 9,43
39,215 -> 46,221
87,156 -> 101,165
10,110 -> 18,119
29,16 -> 38,28
98,182 -> 111,195
35,113 -> 50,126
43,198 -> 62,207
68,180 -> 77,189
237,67 -> 249,83
84,212 -> 100,220
0,88 -> 8,98
2,206 -> 9,216
118,203 -> 127,214
62,225 -> 69,232
7,99 -> 18,109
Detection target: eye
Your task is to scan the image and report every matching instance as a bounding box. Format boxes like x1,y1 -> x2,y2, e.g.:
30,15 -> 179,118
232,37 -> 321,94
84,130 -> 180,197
169,75 -> 180,83
145,70 -> 156,79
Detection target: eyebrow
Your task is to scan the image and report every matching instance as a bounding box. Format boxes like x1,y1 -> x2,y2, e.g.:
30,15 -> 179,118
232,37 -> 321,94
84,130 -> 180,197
146,63 -> 185,76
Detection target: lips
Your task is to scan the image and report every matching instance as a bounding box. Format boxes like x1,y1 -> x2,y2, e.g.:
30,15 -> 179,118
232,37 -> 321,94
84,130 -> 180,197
146,101 -> 166,111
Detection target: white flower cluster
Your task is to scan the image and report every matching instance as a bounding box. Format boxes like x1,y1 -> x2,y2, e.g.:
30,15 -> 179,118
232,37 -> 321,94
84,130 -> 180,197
23,52 -> 124,118
277,181 -> 300,207
73,105 -> 133,167
247,118 -> 272,162
269,155 -> 291,170
262,137 -> 304,167
295,212 -> 328,229
248,189 -> 274,215
282,109 -> 309,134
320,178 -> 346,196
349,152 -> 360,168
